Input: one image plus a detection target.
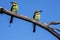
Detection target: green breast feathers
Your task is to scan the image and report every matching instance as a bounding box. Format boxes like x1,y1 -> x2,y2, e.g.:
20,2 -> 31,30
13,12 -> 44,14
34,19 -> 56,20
11,5 -> 18,13
34,13 -> 40,20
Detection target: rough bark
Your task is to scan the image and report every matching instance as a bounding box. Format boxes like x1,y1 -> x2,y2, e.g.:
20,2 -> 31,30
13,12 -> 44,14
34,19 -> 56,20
0,7 -> 60,39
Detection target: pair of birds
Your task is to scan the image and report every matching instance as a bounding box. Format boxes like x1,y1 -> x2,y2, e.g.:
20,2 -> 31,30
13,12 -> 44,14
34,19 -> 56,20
10,1 -> 42,32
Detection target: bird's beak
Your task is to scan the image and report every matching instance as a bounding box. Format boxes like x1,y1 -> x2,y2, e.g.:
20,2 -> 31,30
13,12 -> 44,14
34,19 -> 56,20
39,10 -> 43,12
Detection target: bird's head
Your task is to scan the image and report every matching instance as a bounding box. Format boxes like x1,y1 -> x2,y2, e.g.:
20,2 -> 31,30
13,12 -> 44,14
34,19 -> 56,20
35,10 -> 42,13
34,10 -> 42,15
11,1 -> 18,6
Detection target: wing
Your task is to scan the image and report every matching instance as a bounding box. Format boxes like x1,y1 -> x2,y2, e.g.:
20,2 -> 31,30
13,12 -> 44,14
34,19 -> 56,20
10,6 -> 13,11
33,13 -> 35,19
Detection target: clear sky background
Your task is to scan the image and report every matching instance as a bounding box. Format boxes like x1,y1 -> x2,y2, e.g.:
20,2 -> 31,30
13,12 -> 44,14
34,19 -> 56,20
0,0 -> 60,40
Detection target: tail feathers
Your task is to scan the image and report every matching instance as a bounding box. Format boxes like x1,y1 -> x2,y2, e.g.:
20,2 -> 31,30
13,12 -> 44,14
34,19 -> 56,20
33,24 -> 36,32
9,23 -> 11,27
10,16 -> 13,23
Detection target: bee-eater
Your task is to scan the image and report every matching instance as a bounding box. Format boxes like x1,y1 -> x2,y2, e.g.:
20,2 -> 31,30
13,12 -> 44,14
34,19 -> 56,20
33,10 -> 42,32
10,1 -> 18,23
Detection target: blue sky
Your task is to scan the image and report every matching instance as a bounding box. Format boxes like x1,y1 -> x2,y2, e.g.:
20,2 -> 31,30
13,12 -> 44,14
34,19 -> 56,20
0,0 -> 60,40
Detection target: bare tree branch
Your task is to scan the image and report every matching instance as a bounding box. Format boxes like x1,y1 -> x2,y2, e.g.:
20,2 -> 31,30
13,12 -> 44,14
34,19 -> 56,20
0,7 -> 60,39
52,28 -> 60,32
47,21 -> 60,25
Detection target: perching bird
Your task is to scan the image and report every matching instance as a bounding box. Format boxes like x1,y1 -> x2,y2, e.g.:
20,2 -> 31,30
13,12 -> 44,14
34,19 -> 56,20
33,10 -> 42,32
10,1 -> 18,23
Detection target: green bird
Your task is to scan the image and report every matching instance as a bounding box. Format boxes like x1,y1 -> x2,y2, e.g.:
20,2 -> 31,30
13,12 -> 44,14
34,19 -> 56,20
10,1 -> 18,23
33,10 -> 42,32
